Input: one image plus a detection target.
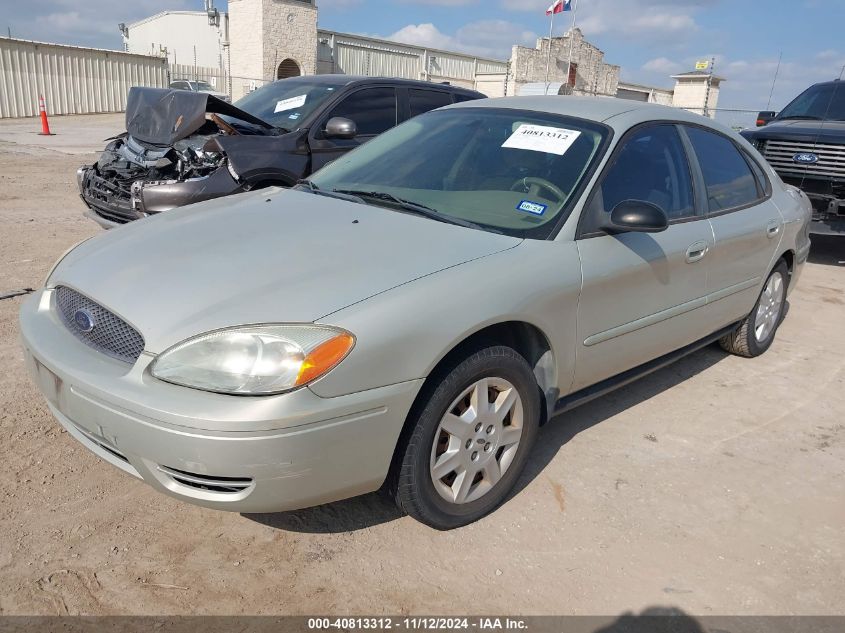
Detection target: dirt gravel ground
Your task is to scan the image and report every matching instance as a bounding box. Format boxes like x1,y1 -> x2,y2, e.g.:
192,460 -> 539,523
0,114 -> 844,616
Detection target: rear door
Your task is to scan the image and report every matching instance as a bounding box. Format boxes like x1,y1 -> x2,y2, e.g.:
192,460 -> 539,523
408,88 -> 455,119
573,123 -> 715,391
309,86 -> 399,171
681,125 -> 783,327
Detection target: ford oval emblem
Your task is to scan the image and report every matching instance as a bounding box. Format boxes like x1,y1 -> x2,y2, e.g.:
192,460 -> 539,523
793,152 -> 819,165
73,309 -> 95,333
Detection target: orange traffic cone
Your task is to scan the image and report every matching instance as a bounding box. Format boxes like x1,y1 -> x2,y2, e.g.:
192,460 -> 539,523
38,95 -> 54,136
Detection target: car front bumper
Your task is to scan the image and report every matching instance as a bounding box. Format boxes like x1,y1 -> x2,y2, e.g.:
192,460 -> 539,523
79,164 -> 242,229
19,289 -> 422,513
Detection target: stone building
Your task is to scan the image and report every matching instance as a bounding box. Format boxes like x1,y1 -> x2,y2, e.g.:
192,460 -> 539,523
120,2 -> 722,116
228,0 -> 318,97
508,29 -> 620,98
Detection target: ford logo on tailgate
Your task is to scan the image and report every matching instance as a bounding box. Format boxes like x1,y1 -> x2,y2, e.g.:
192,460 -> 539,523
73,309 -> 96,333
793,152 -> 819,165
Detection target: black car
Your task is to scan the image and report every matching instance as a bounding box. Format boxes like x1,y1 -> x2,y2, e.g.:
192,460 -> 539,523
742,79 -> 845,235
78,75 -> 485,228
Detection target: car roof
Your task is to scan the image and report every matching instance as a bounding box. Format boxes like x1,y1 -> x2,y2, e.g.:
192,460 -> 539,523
278,74 -> 483,95
447,95 -> 739,134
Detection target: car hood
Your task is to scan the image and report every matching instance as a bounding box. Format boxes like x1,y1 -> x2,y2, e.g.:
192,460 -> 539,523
743,119 -> 845,144
51,189 -> 522,353
125,87 -> 273,146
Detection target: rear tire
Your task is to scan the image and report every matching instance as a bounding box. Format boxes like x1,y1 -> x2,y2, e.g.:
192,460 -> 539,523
720,260 -> 789,358
393,345 -> 541,530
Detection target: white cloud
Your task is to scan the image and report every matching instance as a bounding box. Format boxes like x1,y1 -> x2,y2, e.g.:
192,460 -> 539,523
500,0 -> 706,42
642,57 -> 683,75
396,0 -> 479,5
388,20 -> 536,59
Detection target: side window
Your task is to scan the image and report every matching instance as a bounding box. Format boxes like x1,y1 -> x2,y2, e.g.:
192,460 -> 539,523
744,151 -> 770,197
452,93 -> 477,104
409,89 -> 454,118
326,87 -> 397,137
591,124 -> 695,222
684,126 -> 760,212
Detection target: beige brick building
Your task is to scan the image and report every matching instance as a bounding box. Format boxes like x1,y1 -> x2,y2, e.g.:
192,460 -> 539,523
228,0 -> 318,98
508,28 -> 620,98
121,2 -> 722,116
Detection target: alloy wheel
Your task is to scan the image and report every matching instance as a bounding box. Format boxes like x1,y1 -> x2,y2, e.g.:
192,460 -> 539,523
754,271 -> 785,343
429,377 -> 524,505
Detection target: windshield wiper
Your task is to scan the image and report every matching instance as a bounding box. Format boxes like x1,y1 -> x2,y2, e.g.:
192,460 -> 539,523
332,189 -> 499,233
295,180 -> 365,204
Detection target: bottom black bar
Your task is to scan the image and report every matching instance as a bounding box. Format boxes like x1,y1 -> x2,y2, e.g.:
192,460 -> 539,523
1,616 -> 844,633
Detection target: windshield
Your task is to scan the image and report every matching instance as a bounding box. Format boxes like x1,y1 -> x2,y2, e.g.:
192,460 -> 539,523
309,107 -> 609,239
190,81 -> 215,92
778,82 -> 845,121
232,78 -> 346,128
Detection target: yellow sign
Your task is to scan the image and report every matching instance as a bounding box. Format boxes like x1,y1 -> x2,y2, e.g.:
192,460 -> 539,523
695,60 -> 710,70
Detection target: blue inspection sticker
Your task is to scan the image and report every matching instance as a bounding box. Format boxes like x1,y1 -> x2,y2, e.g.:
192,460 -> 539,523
517,200 -> 547,216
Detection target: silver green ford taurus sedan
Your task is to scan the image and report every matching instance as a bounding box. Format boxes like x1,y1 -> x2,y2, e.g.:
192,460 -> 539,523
20,97 -> 811,529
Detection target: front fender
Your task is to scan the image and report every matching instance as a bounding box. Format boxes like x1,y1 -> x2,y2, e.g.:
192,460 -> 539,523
309,239 -> 582,401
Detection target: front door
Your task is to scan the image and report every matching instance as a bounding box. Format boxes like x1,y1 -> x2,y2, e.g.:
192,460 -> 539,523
309,87 -> 399,172
573,124 -> 714,391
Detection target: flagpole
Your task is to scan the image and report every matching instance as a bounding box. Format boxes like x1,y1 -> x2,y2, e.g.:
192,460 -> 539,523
544,10 -> 555,94
565,0 -> 578,92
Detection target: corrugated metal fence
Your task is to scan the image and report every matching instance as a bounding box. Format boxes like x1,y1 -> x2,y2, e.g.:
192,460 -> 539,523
321,31 -> 510,96
0,37 -> 169,118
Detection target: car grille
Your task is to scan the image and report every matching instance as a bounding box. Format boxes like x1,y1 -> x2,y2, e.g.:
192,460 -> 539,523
54,286 -> 145,364
763,140 -> 845,179
157,465 -> 254,494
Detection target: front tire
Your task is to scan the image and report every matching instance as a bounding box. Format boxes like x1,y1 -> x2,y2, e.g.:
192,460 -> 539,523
393,345 -> 541,530
720,260 -> 789,358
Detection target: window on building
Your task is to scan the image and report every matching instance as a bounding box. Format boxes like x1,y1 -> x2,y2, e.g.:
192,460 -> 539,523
327,88 -> 397,136
589,124 -> 695,223
408,90 -> 454,118
567,63 -> 577,87
684,126 -> 760,212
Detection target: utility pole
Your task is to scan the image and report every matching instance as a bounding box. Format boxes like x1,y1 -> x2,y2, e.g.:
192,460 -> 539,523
703,56 -> 715,118
565,0 -> 579,92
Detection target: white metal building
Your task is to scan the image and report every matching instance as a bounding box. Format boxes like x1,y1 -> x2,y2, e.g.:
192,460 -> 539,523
122,11 -> 227,70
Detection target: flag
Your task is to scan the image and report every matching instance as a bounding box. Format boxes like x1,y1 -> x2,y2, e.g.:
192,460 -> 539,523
546,0 -> 572,15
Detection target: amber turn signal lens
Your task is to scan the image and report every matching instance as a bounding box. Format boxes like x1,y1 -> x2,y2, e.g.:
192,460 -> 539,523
295,333 -> 355,386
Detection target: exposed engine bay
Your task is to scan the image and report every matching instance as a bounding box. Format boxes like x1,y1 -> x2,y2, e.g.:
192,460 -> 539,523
78,86 -> 288,226
90,127 -> 225,210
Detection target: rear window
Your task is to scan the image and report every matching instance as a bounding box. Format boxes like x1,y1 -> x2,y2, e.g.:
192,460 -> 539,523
409,90 -> 454,118
684,126 -> 760,212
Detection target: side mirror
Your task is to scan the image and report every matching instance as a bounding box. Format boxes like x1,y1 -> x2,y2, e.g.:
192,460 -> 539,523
324,117 -> 357,139
602,200 -> 669,234
756,111 -> 776,127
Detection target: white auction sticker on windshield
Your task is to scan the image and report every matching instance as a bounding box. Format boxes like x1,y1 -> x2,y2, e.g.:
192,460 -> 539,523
502,125 -> 581,155
274,95 -> 307,113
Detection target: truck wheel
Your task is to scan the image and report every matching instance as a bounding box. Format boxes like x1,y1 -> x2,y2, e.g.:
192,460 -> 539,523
720,260 -> 789,358
393,345 -> 540,530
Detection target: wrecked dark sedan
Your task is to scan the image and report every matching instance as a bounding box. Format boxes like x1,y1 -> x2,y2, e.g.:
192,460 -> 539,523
78,75 -> 485,228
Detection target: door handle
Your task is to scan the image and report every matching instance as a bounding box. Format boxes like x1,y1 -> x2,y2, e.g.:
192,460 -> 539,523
767,220 -> 782,239
685,241 -> 709,264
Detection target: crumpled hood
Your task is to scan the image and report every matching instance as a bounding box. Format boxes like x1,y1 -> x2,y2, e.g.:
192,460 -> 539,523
125,87 -> 272,146
51,189 -> 521,353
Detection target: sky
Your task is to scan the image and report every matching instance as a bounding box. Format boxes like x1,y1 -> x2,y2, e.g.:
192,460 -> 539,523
5,0 -> 845,122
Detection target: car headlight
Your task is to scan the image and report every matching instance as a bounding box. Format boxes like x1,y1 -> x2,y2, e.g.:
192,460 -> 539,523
226,159 -> 240,182
150,324 -> 355,395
